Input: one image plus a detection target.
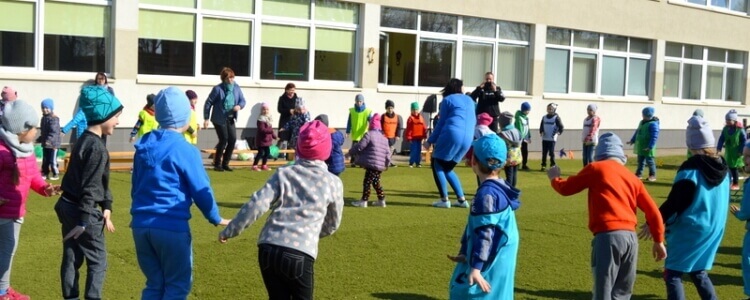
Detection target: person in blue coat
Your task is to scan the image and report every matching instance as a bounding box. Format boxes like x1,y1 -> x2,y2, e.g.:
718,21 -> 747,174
448,134 -> 520,299
425,78 -> 476,208
203,67 -> 247,172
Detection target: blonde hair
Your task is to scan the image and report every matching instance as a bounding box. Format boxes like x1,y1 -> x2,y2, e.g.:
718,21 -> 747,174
689,147 -> 720,158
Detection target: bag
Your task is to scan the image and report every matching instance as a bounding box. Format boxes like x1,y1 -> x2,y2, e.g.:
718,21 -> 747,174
507,146 -> 521,167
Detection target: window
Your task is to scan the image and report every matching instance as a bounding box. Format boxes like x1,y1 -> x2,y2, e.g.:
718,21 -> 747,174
663,42 -> 746,102
202,18 -> 251,76
0,0 -> 35,67
314,28 -> 355,81
260,24 -> 308,80
544,28 -> 652,97
683,0 -> 748,12
138,10 -> 195,76
419,39 -> 454,87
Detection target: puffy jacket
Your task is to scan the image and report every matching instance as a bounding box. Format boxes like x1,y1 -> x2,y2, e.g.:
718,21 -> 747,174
0,140 -> 48,219
405,113 -> 427,141
256,120 -> 277,148
326,131 -> 346,175
349,129 -> 391,171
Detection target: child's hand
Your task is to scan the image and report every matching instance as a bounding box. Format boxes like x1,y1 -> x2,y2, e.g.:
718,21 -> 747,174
423,141 -> 432,150
637,223 -> 652,240
44,184 -> 61,196
626,141 -> 634,145
468,268 -> 491,293
652,242 -> 667,261
129,136 -> 136,143
546,165 -> 561,180
103,209 -> 115,233
218,218 -> 231,226
218,232 -> 229,244
447,254 -> 466,263
731,205 -> 741,215
63,226 -> 86,241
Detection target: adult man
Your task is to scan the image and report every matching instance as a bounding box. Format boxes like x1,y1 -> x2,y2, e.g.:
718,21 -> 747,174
470,72 -> 505,133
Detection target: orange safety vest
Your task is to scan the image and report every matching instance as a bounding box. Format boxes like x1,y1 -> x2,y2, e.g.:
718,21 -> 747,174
382,113 -> 399,138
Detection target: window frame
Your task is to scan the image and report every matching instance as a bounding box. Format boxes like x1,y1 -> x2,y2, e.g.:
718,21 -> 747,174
663,42 -> 745,102
672,0 -> 749,15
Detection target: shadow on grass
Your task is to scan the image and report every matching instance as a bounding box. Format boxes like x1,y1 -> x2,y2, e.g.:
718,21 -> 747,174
714,261 -> 741,270
643,181 -> 675,187
515,287 -> 591,299
217,201 -> 245,209
383,191 -> 439,200
717,246 -> 742,256
371,293 -> 439,300
637,269 -> 741,286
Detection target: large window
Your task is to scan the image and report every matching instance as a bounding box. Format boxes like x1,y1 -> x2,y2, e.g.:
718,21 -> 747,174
0,0 -> 34,67
663,42 -> 746,102
202,18 -> 251,76
379,9 -> 530,90
683,0 -> 748,13
544,28 -> 651,97
138,10 -> 195,76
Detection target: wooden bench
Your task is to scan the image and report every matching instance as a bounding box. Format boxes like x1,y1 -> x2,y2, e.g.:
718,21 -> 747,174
62,151 -> 135,172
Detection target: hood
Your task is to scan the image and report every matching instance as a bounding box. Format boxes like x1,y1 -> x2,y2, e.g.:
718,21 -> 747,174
481,178 -> 521,211
679,155 -> 729,187
640,117 -> 659,126
355,103 -> 367,112
134,130 -> 185,167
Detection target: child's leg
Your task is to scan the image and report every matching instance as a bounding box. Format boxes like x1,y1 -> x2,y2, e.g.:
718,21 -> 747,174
79,217 -> 107,299
664,269 -> 685,300
505,166 -> 517,188
592,231 -> 637,300
409,140 -> 420,165
55,199 -> 84,299
262,147 -> 270,165
133,228 -> 193,299
252,149 -> 262,166
582,144 -> 591,166
731,167 -> 740,185
743,231 -> 750,297
646,156 -> 656,177
431,158 -> 450,199
370,170 -> 385,200
42,148 -> 51,177
51,148 -> 59,176
541,141 -> 549,167
635,155 -> 646,177
0,219 -> 21,293
521,141 -> 529,168
688,270 -> 717,300
362,169 -> 374,200
549,141 -> 557,167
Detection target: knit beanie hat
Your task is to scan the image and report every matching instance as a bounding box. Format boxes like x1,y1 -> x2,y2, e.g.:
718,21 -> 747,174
146,93 -> 156,107
1,100 -> 38,134
587,104 -> 598,112
41,98 -> 54,111
410,102 -> 419,110
521,102 -> 531,112
185,90 -> 198,100
261,102 -> 270,109
594,132 -> 626,164
642,106 -> 655,118
297,120 -> 332,161
154,86 -> 191,129
547,103 -> 558,112
477,113 -> 493,126
1,86 -> 17,101
314,114 -> 329,126
295,97 -> 305,109
472,134 -> 506,170
686,115 -> 715,150
369,113 -> 382,130
726,109 -> 738,121
385,100 -> 395,109
79,85 -> 123,126
499,111 -> 515,128
693,109 -> 704,117
355,94 -> 365,102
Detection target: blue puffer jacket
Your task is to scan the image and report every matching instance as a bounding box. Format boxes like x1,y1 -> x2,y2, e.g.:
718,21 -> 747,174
326,131 -> 346,175
349,129 -> 391,171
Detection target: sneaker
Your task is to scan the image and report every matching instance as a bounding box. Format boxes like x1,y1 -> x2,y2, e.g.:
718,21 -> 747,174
452,200 -> 470,208
409,164 -> 414,168
389,162 -> 397,168
432,200 -> 451,208
521,165 -> 530,171
540,166 -> 546,171
6,287 -> 29,300
731,184 -> 741,191
372,200 -> 386,207
49,175 -> 60,180
213,166 -> 225,172
647,176 -> 656,182
635,174 -> 643,180
222,166 -> 234,172
252,166 -> 261,171
351,200 -> 368,207
417,164 -> 422,168
261,165 -> 271,171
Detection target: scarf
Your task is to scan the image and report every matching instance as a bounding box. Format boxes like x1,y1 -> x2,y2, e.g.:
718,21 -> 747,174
258,114 -> 273,125
224,83 -> 235,114
0,127 -> 33,158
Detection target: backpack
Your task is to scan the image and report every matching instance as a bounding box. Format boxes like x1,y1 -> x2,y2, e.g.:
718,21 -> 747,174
507,144 -> 522,167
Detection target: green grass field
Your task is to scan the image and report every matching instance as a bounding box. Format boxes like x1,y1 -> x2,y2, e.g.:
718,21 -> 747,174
13,155 -> 748,299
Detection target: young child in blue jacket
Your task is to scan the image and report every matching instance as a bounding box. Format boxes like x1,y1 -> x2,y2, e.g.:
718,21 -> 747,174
448,134 -> 520,299
314,114 -> 345,176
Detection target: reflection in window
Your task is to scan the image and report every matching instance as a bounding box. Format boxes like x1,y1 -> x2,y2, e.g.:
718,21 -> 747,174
381,7 -> 416,29
664,43 -> 744,101
682,64 -> 702,100
260,25 -> 309,80
138,39 -> 195,76
202,18 -> 251,76
315,28 -> 355,81
418,40 -> 454,87
463,17 -> 495,38
315,0 -> 359,24
726,68 -> 743,101
420,12 -> 456,33
546,28 -> 570,46
628,58 -> 649,96
706,66 -> 724,99
44,35 -> 106,72
498,21 -> 529,41
601,56 -> 625,96
573,31 -> 599,49
663,61 -> 680,97
1,31 -> 33,67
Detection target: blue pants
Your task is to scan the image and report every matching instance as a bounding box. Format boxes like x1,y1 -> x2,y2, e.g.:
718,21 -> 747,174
431,158 -> 464,200
504,166 -> 517,188
664,269 -> 717,300
635,155 -> 656,177
582,143 -> 595,166
409,139 -> 422,165
42,148 -> 59,177
133,227 -> 193,300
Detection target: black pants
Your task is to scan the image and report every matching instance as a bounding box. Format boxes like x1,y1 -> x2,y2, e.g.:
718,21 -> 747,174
521,141 -> 529,168
258,244 -> 315,300
213,119 -> 237,167
541,140 -> 556,167
254,146 -> 270,166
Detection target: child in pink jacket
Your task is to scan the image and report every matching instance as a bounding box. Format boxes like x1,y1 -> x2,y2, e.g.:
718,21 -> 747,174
0,100 -> 59,300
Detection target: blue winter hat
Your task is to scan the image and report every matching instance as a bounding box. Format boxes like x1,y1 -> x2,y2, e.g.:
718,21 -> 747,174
587,104 -> 597,112
726,109 -> 738,121
521,102 -> 531,112
594,132 -> 626,164
79,85 -> 123,126
355,94 -> 364,102
693,109 -> 704,117
154,86 -> 191,129
642,106 -> 655,118
41,98 -> 54,111
472,134 -> 507,170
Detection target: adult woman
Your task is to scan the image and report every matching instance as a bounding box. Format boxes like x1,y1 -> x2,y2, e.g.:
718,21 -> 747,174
95,72 -> 115,95
277,83 -> 299,150
425,78 -> 476,208
203,67 -> 247,171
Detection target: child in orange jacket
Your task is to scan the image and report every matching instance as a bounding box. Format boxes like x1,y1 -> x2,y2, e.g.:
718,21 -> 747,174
405,102 -> 426,167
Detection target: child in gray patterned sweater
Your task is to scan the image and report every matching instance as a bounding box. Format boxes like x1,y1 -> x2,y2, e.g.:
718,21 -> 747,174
219,120 -> 344,299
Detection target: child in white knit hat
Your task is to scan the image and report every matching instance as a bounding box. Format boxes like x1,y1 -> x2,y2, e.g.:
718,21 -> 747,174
717,109 -> 746,190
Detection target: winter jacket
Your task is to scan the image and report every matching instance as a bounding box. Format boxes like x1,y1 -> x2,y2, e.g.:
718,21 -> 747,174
0,140 -> 48,219
61,109 -> 87,138
427,93 -> 476,163
38,114 -> 61,148
204,82 -> 247,125
405,113 -> 427,141
349,129 -> 391,171
277,93 -> 299,129
326,131 -> 346,175
470,85 -> 505,117
629,117 -> 660,157
256,118 -> 277,148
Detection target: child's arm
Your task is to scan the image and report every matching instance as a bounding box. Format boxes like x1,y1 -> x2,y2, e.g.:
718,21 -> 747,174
740,130 -> 747,155
585,117 -> 599,143
549,165 -> 593,196
345,114 -> 352,134
319,178 -> 344,238
555,115 -> 564,135
635,184 -> 665,242
30,170 -> 53,196
396,115 -> 404,138
185,150 -> 223,225
130,119 -> 143,139
76,148 -> 109,228
646,121 -> 659,150
220,174 -> 281,240
716,130 -> 725,152
405,118 -> 413,141
629,124 -> 638,144
539,118 -> 544,135
349,132 -> 371,156
658,180 -> 696,222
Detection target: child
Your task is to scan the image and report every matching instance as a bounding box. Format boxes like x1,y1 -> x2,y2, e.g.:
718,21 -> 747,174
61,108 -> 87,139
38,98 -> 62,180
539,103 -> 563,171
346,94 -> 372,167
628,106 -> 660,182
350,114 -> 391,208
314,114 -> 345,176
381,100 -> 403,167
253,102 -> 277,171
219,120 -> 344,299
129,94 -> 158,143
130,87 -> 230,299
55,85 -> 123,300
447,134 -> 520,299
514,102 -> 531,171
651,115 -> 726,300
730,141 -> 750,300
499,111 -> 522,188
547,132 -> 666,299
0,100 -> 59,300
184,90 -> 200,145
718,109 -> 745,190
281,98 -> 310,152
582,104 -> 600,167
405,101 -> 427,168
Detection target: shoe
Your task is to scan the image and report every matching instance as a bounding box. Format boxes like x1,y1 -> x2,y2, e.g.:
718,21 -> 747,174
417,164 -> 422,168
409,164 -> 414,168
49,175 -> 59,180
541,166 -> 546,171
252,166 -> 261,171
389,162 -> 397,168
452,200 -> 470,208
731,184 -> 741,191
647,176 -> 656,182
432,200 -> 451,208
635,174 -> 643,180
213,166 -> 224,172
372,200 -> 386,207
351,200 -> 368,207
261,165 -> 271,171
350,163 -> 357,168
521,165 -> 530,171
6,287 -> 29,300
222,166 -> 234,172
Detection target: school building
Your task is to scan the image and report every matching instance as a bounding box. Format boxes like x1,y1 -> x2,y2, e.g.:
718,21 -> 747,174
1,0 -> 748,152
